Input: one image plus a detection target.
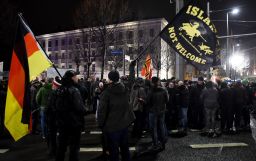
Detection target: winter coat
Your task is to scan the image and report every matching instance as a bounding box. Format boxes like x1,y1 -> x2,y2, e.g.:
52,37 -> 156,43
219,87 -> 233,108
189,83 -> 205,108
148,87 -> 169,114
167,87 -> 176,110
55,85 -> 86,129
130,85 -> 146,112
175,85 -> 189,108
36,83 -> 52,111
97,82 -> 135,133
200,88 -> 219,109
232,86 -> 248,106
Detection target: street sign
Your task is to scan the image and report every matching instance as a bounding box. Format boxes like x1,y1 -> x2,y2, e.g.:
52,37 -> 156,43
111,50 -> 123,55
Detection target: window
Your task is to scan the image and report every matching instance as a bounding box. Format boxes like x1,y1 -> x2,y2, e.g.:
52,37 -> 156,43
150,28 -> 155,37
69,38 -> 73,45
48,40 -> 52,51
92,64 -> 96,72
91,35 -> 96,42
55,39 -> 58,46
139,46 -> 143,52
62,53 -> 65,59
49,54 -> 52,59
76,38 -> 80,44
62,65 -> 65,68
118,32 -> 123,41
55,53 -> 58,60
128,47 -> 133,55
69,53 -> 72,59
138,30 -> 143,38
69,65 -> 72,68
127,31 -> 133,39
61,39 -> 66,46
92,51 -> 96,56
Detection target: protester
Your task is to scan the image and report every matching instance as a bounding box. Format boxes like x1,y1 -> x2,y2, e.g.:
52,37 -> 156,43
200,81 -> 219,137
36,78 -> 53,139
46,77 -> 62,156
130,77 -> 146,138
188,77 -> 205,130
97,70 -> 135,161
55,70 -> 86,161
176,81 -> 189,134
148,77 -> 169,150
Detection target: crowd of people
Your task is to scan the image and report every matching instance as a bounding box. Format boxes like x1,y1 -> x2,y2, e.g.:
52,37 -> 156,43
1,69 -> 256,161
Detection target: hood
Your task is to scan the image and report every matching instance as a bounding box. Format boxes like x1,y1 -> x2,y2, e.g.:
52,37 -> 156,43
108,82 -> 126,94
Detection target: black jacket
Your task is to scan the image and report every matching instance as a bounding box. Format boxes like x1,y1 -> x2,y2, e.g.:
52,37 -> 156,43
55,85 -> 86,129
148,86 -> 169,114
219,87 -> 233,108
97,82 -> 135,133
189,83 -> 205,107
175,85 -> 189,107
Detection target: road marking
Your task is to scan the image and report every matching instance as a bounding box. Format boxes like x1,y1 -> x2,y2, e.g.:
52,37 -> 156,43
0,149 -> 9,154
190,143 -> 248,149
80,147 -> 136,152
89,131 -> 102,135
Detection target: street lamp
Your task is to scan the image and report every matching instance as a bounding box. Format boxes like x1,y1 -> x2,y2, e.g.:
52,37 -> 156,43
226,8 -> 240,78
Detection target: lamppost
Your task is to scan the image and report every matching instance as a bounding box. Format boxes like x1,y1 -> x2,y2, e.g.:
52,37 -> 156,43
209,7 -> 240,78
227,8 -> 240,78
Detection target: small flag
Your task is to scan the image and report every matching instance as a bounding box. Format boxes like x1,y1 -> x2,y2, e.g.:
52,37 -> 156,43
141,55 -> 152,80
4,14 -> 52,141
160,0 -> 218,70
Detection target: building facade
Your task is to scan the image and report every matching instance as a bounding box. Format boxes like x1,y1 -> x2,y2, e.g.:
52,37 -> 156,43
37,18 -> 176,79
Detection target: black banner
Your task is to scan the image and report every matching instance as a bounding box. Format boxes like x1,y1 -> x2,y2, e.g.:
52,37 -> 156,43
160,0 -> 219,71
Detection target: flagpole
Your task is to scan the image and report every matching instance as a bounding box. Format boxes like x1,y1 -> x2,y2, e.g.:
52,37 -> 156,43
18,13 -> 62,79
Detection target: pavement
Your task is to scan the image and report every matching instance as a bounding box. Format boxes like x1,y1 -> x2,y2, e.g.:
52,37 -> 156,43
0,114 -> 256,161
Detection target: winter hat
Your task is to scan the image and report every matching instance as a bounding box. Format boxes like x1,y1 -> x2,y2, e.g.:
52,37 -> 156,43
151,77 -> 159,85
52,77 -> 62,88
108,70 -> 120,82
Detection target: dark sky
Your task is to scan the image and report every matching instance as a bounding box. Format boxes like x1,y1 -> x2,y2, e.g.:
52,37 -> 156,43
1,0 -> 256,68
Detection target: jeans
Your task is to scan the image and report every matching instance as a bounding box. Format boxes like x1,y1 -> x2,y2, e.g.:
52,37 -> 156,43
40,110 -> 47,138
179,107 -> 188,129
106,128 -> 130,161
204,108 -> 217,132
149,112 -> 167,146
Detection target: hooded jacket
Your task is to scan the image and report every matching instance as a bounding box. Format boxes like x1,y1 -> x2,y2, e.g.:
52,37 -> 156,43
97,82 -> 135,133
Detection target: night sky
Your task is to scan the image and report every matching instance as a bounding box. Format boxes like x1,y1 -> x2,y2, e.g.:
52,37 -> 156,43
1,0 -> 256,69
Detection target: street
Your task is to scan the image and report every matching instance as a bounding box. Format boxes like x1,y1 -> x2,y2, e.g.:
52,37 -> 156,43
0,114 -> 256,161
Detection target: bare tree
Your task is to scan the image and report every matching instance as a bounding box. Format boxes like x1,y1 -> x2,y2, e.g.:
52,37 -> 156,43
160,45 -> 175,79
73,0 -> 130,79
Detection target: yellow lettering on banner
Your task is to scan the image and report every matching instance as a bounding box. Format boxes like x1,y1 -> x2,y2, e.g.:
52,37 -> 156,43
190,55 -> 196,61
176,43 -> 183,50
168,27 -> 178,43
186,53 -> 191,58
201,60 -> 206,64
203,17 -> 211,26
180,48 -> 187,56
186,5 -> 192,14
191,6 -> 199,16
194,57 -> 202,63
168,27 -> 175,33
197,10 -> 205,20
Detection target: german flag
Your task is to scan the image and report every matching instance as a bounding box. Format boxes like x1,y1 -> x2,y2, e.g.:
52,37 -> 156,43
5,14 -> 52,141
141,54 -> 152,80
